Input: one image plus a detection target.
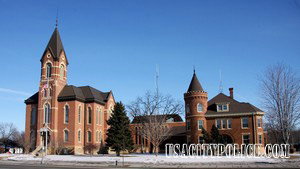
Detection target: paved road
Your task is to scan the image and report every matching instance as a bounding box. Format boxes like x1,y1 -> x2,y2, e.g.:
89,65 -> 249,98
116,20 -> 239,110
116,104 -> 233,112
0,160 -> 300,169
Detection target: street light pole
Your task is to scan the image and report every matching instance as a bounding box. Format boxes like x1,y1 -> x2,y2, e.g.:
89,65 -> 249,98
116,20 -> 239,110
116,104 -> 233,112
45,76 -> 49,156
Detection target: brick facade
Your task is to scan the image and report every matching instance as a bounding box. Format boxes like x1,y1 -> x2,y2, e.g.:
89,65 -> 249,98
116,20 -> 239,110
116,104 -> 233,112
24,28 -> 115,155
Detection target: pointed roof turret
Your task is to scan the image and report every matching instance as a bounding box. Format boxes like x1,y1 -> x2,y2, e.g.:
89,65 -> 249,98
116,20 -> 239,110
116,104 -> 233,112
40,28 -> 68,65
187,71 -> 204,92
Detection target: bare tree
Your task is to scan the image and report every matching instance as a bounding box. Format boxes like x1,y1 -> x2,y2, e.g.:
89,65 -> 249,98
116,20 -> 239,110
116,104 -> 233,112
0,123 -> 18,150
127,91 -> 183,155
260,64 -> 300,144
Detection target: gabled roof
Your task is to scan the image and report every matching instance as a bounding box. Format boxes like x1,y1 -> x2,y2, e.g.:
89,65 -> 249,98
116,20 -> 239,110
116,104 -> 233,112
131,114 -> 183,124
40,28 -> 68,65
187,72 -> 204,92
24,92 -> 39,104
58,85 -> 112,105
206,93 -> 263,116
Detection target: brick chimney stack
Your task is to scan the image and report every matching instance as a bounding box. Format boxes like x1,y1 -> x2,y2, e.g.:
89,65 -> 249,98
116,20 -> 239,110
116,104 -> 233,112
229,88 -> 233,99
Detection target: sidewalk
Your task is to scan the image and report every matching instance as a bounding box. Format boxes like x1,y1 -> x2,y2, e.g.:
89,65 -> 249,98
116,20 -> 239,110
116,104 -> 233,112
0,154 -> 299,168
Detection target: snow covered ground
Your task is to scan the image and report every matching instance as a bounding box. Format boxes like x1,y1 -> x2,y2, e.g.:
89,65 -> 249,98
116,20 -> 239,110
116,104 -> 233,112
2,154 -> 284,164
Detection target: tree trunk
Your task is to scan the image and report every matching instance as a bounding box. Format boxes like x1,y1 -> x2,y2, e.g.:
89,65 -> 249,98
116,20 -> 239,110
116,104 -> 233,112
117,151 -> 120,156
155,145 -> 158,156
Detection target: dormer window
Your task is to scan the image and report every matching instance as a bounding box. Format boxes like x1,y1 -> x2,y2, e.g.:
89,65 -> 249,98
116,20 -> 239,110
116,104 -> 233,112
197,103 -> 203,112
217,103 -> 229,112
166,118 -> 174,123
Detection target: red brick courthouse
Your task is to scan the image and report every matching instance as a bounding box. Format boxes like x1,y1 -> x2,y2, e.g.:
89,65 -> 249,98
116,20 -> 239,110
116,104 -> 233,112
25,28 -> 265,154
24,28 -> 115,154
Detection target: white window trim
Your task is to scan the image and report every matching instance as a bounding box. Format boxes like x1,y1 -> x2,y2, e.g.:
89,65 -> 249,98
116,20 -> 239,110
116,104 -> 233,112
87,105 -> 92,125
241,117 -> 249,129
227,119 -> 232,129
96,107 -> 99,125
257,117 -> 262,128
242,133 -> 251,144
63,128 -> 69,142
78,105 -> 82,124
43,102 -> 51,124
78,129 -> 82,143
197,103 -> 203,112
217,103 -> 230,112
87,130 -> 92,143
198,120 -> 203,130
64,103 -> 70,124
59,62 -> 66,80
99,108 -> 102,126
215,119 -> 221,129
221,119 -> 227,129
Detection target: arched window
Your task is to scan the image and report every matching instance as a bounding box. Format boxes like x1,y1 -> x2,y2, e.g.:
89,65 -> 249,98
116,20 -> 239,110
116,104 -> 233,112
78,106 -> 81,123
88,107 -> 92,124
60,64 -> 64,79
44,103 -> 51,123
78,130 -> 81,143
46,63 -> 52,78
65,105 -> 69,124
96,131 -> 99,142
99,109 -> 102,125
87,131 -> 92,142
197,103 -> 203,112
43,88 -> 47,97
64,130 -> 69,142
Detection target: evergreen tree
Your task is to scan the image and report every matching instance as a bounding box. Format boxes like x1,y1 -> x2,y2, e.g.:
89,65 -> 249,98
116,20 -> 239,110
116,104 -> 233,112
210,124 -> 222,143
201,128 -> 211,143
105,102 -> 134,156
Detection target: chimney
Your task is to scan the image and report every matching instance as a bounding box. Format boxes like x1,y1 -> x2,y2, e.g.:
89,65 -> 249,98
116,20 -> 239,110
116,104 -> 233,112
229,88 -> 233,99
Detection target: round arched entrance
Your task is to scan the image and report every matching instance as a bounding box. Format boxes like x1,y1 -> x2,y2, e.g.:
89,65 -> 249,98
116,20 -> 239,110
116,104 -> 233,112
221,134 -> 233,144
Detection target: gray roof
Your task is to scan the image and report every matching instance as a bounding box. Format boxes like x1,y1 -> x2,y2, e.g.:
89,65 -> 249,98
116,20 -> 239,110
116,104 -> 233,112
206,93 -> 263,116
131,114 -> 183,124
187,72 -> 204,92
40,28 -> 69,65
169,126 -> 186,136
58,85 -> 112,105
24,92 -> 39,104
25,85 -> 112,105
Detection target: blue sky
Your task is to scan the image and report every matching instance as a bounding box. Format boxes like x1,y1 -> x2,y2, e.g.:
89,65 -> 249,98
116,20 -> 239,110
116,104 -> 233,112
0,0 -> 300,130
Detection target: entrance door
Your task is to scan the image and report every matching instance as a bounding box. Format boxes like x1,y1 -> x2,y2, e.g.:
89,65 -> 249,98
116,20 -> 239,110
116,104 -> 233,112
222,134 -> 233,144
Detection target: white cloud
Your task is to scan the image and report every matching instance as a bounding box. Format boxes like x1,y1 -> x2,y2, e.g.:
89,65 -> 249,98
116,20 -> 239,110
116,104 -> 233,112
0,88 -> 31,96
